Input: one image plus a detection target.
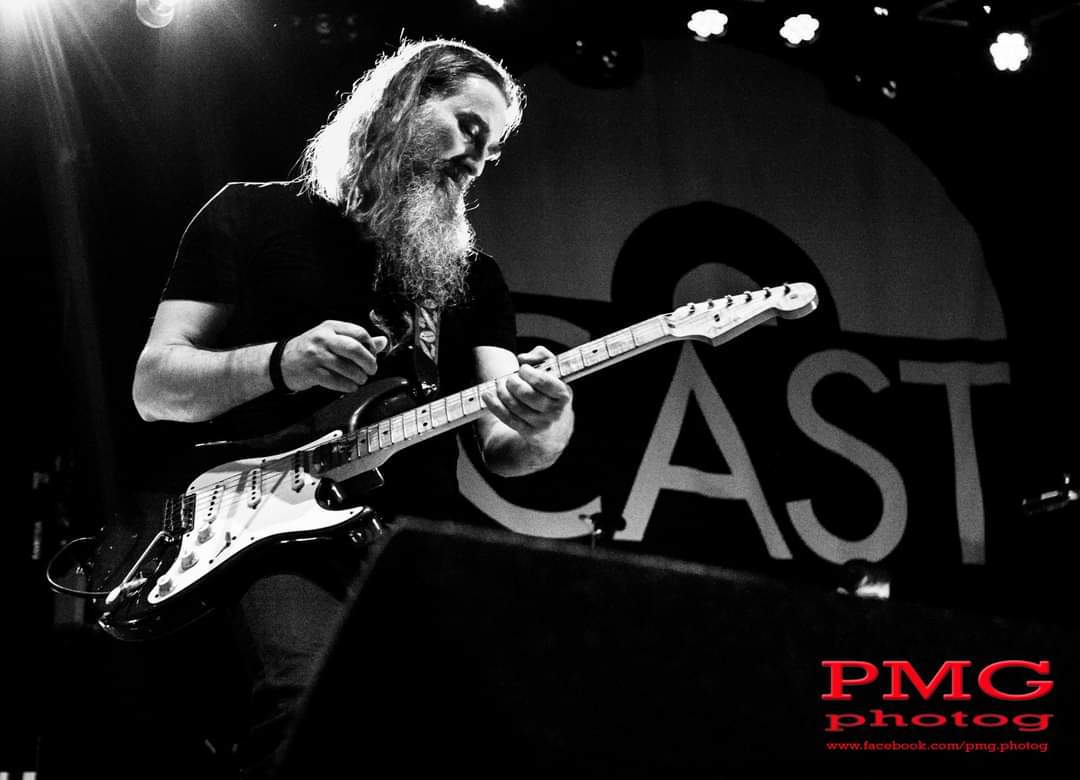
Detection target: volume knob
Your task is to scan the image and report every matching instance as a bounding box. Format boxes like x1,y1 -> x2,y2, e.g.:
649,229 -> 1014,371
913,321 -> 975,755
197,525 -> 213,544
180,551 -> 198,571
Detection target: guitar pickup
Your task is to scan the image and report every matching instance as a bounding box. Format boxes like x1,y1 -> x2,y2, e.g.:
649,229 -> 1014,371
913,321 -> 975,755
290,451 -> 308,493
246,466 -> 264,508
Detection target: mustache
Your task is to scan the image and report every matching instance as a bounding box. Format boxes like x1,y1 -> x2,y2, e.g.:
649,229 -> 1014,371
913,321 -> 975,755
400,160 -> 471,205
409,155 -> 473,189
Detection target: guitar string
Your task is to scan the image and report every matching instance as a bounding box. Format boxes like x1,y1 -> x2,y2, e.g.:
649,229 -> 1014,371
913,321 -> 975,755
163,322 -> 633,501
168,287 -> 800,520
158,301 -> 770,522
157,305 -> 746,524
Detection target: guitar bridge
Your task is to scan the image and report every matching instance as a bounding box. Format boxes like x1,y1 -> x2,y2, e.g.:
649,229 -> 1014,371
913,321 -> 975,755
163,493 -> 196,537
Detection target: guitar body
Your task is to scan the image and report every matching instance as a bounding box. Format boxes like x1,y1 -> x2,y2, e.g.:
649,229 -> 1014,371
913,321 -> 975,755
96,377 -> 415,640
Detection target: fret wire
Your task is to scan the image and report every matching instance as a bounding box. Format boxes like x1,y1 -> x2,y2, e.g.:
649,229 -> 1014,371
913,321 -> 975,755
416,404 -> 432,433
402,408 -> 418,438
631,316 -> 664,345
558,349 -> 585,376
605,328 -> 635,356
477,380 -> 496,404
581,339 -> 609,367
446,393 -> 464,421
462,387 -> 481,415
430,398 -> 448,427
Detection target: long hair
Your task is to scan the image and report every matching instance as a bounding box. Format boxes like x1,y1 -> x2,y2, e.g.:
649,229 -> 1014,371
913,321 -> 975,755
298,38 -> 524,227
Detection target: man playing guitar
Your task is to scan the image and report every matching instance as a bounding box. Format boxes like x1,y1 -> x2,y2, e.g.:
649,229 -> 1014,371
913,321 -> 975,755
131,39 -> 573,778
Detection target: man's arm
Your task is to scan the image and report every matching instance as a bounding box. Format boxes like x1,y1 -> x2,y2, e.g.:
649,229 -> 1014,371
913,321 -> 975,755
132,299 -> 387,423
474,345 -> 574,477
132,300 -> 271,422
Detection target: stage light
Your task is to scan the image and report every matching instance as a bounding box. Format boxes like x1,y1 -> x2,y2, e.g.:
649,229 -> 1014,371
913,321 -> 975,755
343,13 -> 361,44
989,31 -> 1031,71
873,6 -> 889,16
780,13 -> 819,46
550,29 -> 643,89
847,72 -> 899,104
687,9 -> 728,41
476,0 -> 506,9
135,0 -> 176,29
1,0 -> 48,27
314,11 -> 333,43
2,0 -> 44,14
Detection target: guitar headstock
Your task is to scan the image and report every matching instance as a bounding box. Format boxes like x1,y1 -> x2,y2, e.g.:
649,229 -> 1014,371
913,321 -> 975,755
663,282 -> 818,346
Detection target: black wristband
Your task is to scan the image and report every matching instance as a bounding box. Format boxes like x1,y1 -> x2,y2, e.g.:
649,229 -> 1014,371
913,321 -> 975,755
269,339 -> 294,395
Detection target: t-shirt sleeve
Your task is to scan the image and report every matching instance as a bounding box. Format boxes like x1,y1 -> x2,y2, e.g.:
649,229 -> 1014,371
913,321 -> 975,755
461,252 -> 517,352
160,183 -> 248,303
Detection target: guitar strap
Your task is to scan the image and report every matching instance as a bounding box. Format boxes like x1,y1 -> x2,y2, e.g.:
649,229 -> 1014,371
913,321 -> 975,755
411,298 -> 441,399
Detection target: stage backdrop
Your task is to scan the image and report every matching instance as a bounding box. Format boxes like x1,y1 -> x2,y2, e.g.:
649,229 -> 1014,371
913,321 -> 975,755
458,39 -> 1016,579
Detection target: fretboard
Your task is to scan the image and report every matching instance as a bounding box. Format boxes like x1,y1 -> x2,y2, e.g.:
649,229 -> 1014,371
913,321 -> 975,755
303,282 -> 819,481
320,313 -> 671,473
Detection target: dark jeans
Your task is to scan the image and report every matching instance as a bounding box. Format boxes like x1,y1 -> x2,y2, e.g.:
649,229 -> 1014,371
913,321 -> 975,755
227,542 -> 368,779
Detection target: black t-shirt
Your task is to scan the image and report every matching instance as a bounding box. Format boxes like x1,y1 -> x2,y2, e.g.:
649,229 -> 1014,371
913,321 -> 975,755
158,180 -> 516,518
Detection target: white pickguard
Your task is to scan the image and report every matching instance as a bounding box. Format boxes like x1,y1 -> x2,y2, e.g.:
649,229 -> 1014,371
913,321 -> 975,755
147,431 -> 359,605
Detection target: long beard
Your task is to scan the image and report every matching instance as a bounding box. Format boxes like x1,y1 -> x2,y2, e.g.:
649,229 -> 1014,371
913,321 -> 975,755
371,163 -> 476,309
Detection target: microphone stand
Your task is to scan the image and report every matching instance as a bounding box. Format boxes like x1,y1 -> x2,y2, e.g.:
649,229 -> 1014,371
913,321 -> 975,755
581,502 -> 628,549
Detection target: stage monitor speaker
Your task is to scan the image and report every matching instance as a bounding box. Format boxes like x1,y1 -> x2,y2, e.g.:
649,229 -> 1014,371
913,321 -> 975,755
275,518 -> 1077,776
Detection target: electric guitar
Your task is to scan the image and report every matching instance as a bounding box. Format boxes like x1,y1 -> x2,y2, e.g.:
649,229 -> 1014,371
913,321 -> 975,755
94,283 -> 818,640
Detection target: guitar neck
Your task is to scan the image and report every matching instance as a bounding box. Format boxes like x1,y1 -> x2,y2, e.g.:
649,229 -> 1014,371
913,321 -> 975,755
313,283 -> 818,480
325,313 -> 673,472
